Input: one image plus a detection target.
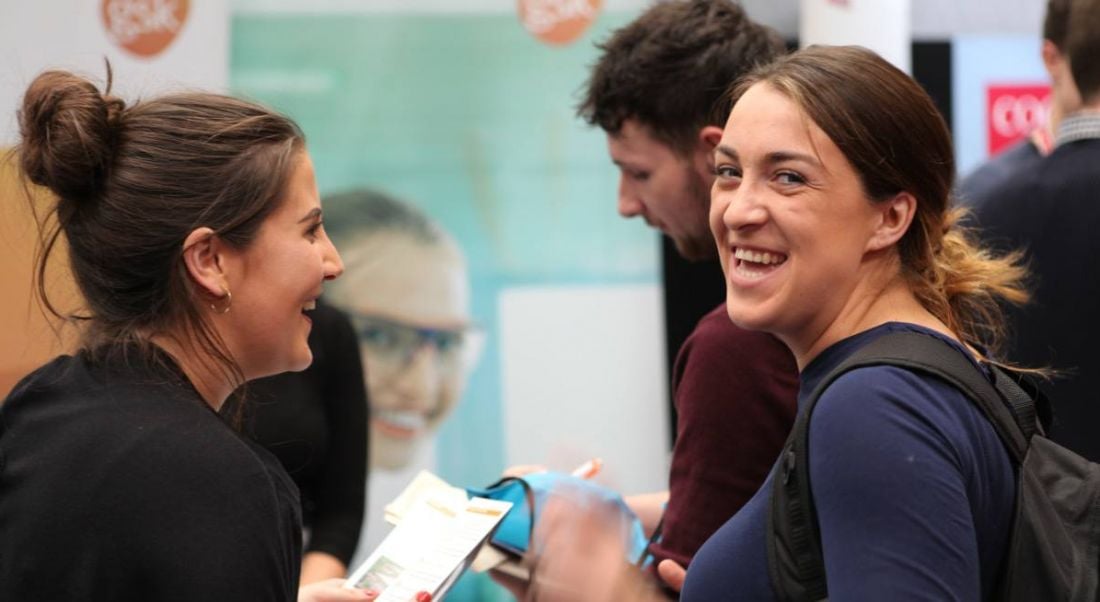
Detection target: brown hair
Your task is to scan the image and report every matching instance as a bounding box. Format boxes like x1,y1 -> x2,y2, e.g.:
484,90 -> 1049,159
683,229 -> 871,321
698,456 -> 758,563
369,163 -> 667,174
728,46 -> 1029,356
1067,0 -> 1100,103
1044,0 -> 1072,49
15,67 -> 304,390
577,0 -> 785,155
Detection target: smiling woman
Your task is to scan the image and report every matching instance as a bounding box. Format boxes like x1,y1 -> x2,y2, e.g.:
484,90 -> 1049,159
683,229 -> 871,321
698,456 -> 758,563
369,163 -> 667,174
0,69 -> 373,601
523,45 -> 1035,602
685,45 -> 1033,601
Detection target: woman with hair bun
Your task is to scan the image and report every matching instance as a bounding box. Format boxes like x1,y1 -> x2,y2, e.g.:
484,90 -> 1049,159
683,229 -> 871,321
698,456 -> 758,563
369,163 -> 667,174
0,69 -> 376,601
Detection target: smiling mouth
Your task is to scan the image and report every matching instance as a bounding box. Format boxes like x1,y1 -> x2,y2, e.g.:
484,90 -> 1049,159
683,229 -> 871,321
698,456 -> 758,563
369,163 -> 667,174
733,247 -> 788,280
372,409 -> 428,439
301,299 -> 317,318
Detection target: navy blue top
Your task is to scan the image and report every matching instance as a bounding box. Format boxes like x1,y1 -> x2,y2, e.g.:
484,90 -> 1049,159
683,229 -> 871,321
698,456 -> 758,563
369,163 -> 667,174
958,138 -> 1042,215
682,322 -> 1015,601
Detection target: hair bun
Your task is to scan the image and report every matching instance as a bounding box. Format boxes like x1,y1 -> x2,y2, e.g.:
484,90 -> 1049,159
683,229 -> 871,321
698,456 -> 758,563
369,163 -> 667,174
17,70 -> 125,202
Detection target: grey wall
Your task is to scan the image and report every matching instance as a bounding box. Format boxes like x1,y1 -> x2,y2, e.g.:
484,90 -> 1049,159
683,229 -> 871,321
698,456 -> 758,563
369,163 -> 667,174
740,0 -> 1046,40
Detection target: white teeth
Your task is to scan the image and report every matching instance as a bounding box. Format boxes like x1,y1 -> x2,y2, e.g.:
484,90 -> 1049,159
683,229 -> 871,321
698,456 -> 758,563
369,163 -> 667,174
734,247 -> 786,265
303,300 -> 317,311
374,410 -> 427,430
735,262 -> 772,280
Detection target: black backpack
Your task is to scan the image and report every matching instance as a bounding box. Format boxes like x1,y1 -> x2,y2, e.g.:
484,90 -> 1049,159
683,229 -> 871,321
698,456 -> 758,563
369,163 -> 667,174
768,331 -> 1100,601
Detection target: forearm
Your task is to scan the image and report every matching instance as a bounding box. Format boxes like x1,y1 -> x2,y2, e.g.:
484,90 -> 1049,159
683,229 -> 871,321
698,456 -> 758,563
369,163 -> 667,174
624,491 -> 669,537
300,551 -> 348,586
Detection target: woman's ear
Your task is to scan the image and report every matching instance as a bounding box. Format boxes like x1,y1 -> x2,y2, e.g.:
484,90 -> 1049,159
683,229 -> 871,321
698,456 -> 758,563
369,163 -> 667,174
181,227 -> 228,298
866,192 -> 917,252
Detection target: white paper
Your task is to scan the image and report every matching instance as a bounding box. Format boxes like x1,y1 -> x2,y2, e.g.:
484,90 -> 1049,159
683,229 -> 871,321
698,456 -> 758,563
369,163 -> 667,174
346,493 -> 512,600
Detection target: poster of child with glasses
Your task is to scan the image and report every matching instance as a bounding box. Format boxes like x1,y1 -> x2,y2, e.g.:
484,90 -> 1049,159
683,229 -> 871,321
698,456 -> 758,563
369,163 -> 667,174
321,189 -> 486,560
323,189 -> 484,472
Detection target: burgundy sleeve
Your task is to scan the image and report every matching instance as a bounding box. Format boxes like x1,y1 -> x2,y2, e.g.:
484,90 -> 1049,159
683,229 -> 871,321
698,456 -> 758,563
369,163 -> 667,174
649,306 -> 798,569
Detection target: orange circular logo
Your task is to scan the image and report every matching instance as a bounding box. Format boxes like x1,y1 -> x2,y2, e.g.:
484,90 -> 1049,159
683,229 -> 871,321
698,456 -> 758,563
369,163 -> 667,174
101,0 -> 190,59
518,0 -> 602,46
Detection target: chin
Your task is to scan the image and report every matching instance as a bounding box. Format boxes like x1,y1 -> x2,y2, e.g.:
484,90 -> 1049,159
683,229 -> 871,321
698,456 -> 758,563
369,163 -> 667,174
371,438 -> 418,471
675,237 -> 719,262
289,346 -> 314,372
724,299 -> 776,334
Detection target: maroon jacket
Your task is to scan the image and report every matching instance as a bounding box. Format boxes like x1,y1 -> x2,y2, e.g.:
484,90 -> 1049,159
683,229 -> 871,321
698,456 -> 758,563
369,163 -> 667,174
650,305 -> 798,570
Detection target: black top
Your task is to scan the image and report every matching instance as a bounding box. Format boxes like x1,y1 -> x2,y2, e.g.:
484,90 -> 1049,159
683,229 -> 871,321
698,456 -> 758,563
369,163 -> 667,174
975,137 -> 1100,462
231,300 -> 369,564
0,347 -> 301,601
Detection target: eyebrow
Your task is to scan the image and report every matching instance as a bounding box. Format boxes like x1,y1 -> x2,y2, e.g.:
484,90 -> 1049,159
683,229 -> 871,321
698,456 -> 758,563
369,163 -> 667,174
715,144 -> 823,169
298,207 -> 322,224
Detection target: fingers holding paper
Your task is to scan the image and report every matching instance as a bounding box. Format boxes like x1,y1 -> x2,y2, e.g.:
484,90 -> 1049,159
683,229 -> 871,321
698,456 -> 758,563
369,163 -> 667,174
298,579 -> 378,602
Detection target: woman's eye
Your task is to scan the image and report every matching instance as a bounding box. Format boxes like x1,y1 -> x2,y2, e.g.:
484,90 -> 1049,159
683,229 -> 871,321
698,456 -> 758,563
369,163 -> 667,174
306,222 -> 322,240
714,165 -> 741,179
776,171 -> 805,185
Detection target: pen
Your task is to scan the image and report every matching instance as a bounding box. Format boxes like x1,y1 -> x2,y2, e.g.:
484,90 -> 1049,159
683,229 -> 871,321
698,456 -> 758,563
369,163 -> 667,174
570,458 -> 602,479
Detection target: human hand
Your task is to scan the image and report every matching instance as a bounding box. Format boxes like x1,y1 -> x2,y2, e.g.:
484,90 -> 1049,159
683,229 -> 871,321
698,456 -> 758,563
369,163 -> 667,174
527,490 -> 663,602
488,567 -> 531,600
297,579 -> 377,602
657,559 -> 687,593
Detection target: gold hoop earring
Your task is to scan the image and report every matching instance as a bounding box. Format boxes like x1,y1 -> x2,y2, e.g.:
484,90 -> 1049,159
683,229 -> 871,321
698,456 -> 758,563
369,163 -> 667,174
210,289 -> 232,314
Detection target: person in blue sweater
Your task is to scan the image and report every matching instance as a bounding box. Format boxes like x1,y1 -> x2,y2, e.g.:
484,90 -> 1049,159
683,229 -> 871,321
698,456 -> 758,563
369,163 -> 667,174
527,45 -> 1030,601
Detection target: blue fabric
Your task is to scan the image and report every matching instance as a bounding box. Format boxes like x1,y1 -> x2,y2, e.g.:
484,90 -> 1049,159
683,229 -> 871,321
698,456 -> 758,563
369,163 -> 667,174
466,472 -> 649,562
682,322 -> 1015,601
958,138 -> 1042,216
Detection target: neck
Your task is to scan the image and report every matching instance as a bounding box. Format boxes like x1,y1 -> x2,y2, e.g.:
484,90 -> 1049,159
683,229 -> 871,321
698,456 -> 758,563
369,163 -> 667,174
150,333 -> 234,410
785,261 -> 954,370
1067,103 -> 1100,119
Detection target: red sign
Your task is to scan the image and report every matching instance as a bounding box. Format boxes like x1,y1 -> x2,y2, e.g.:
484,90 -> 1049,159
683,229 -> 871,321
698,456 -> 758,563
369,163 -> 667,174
986,84 -> 1051,156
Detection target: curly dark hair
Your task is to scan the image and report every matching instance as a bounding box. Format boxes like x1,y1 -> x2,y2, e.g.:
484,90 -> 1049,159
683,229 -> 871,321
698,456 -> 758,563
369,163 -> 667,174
577,0 -> 785,154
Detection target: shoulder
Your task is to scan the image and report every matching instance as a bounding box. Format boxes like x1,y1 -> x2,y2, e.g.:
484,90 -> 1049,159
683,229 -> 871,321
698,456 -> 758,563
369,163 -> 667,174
682,305 -> 793,366
816,365 -> 968,426
3,355 -> 76,405
972,166 -> 1040,225
809,364 -> 989,468
672,305 -> 798,416
959,140 -> 1041,209
1037,140 -> 1100,191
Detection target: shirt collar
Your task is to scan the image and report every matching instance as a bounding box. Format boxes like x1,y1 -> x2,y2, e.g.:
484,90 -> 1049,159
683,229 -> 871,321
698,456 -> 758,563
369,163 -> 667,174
1056,110 -> 1100,147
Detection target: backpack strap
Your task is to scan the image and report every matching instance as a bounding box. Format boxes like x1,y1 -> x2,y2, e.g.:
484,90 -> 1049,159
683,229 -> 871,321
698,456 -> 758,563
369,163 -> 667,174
768,331 -> 1036,601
